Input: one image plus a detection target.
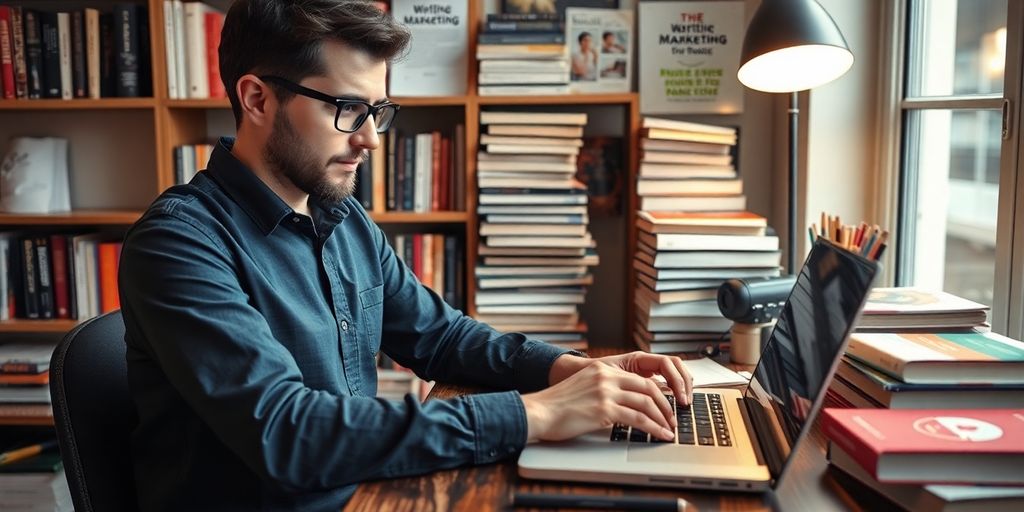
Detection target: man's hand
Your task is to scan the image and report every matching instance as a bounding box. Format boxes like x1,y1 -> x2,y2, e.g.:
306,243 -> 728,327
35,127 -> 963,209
522,362 -> 677,443
549,351 -> 693,406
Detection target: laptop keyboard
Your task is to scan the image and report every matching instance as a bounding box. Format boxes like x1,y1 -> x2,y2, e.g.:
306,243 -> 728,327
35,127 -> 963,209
610,392 -> 732,447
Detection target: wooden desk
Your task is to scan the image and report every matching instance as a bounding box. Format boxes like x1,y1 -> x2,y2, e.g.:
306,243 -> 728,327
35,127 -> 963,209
346,350 -> 867,511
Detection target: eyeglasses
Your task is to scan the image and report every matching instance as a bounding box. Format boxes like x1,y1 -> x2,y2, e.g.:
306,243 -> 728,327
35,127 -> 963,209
259,75 -> 400,133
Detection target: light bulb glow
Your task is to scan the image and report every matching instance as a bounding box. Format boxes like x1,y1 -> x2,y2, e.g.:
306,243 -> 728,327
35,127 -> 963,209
738,45 -> 854,93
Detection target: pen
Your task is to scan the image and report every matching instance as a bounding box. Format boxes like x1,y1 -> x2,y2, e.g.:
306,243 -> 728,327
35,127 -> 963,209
0,440 -> 58,466
513,492 -> 694,511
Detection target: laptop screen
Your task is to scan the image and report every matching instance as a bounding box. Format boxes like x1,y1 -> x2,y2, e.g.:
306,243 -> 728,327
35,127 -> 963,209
741,240 -> 878,484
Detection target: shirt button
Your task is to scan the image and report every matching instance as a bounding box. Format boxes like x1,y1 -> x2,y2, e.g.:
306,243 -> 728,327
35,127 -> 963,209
341,320 -> 349,331
292,217 -> 300,223
488,449 -> 497,458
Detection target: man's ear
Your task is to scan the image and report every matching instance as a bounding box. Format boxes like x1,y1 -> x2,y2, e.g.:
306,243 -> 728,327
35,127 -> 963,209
236,74 -> 275,129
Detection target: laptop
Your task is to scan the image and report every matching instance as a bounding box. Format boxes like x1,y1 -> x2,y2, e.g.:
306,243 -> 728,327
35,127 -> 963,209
519,240 -> 879,492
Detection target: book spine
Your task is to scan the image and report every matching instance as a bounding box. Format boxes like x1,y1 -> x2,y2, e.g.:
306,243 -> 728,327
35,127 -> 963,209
114,4 -> 140,97
0,6 -> 14,99
845,339 -> 909,381
40,12 -> 60,98
183,2 -> 208,98
403,135 -> 414,211
99,13 -> 114,97
385,127 -> 396,211
172,0 -> 186,100
98,242 -> 121,313
0,238 -> 8,321
34,236 -> 53,319
65,235 -> 78,320
443,236 -> 456,306
0,362 -> 45,374
20,238 -> 38,319
431,131 -> 441,211
821,413 -> 882,480
85,8 -> 101,98
438,135 -> 450,210
483,20 -> 563,32
71,11 -> 87,98
57,12 -> 72,99
10,6 -> 26,98
23,10 -> 42,98
477,32 -> 565,45
50,235 -> 70,319
204,11 -> 225,98
163,0 -> 177,98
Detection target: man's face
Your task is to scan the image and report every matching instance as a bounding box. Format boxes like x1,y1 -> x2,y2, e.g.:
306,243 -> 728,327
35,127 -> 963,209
263,40 -> 387,204
580,34 -> 592,50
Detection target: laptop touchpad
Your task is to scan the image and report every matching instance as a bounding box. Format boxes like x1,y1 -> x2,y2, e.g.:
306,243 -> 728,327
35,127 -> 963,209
626,444 -> 743,465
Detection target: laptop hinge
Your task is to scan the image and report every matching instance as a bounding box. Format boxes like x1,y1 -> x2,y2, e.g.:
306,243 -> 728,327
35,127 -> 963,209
738,397 -> 784,480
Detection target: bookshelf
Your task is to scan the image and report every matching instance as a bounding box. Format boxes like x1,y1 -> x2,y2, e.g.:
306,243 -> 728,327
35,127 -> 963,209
0,0 -> 647,427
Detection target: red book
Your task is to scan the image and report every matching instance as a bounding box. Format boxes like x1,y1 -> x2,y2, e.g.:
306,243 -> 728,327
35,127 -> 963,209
204,12 -> 225,99
822,408 -> 1024,485
411,233 -> 422,280
49,235 -> 70,319
0,6 -> 15,99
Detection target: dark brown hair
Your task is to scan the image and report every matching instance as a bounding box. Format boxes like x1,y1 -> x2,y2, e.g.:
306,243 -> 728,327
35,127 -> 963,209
219,0 -> 411,127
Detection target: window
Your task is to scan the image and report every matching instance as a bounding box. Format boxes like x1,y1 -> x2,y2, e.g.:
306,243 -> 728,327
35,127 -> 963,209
895,0 -> 1021,332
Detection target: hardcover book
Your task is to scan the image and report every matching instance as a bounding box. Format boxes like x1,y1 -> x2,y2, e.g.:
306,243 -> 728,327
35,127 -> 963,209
845,331 -> 1024,384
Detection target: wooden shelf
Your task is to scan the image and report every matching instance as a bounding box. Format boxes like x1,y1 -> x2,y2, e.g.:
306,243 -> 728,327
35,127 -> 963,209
391,96 -> 469,107
370,211 -> 470,224
477,92 -> 638,105
0,98 -> 156,110
0,319 -> 81,334
0,210 -> 144,226
0,414 -> 54,427
163,98 -> 231,109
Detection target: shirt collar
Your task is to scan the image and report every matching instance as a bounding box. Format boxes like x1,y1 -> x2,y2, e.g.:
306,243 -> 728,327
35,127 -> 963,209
205,137 -> 350,236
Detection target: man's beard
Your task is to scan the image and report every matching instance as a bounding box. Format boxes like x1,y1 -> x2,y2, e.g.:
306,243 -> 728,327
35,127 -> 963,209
263,110 -> 361,205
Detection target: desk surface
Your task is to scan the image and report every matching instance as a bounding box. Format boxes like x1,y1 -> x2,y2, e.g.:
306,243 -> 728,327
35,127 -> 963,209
346,351 -> 867,512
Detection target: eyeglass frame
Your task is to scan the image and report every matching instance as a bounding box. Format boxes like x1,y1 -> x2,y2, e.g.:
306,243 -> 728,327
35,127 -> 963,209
259,75 -> 400,133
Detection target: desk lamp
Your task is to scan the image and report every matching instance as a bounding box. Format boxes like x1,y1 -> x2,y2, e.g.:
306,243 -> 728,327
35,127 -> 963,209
737,0 -> 853,274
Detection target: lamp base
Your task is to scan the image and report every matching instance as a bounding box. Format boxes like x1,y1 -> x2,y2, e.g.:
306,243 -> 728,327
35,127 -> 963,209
730,321 -> 775,365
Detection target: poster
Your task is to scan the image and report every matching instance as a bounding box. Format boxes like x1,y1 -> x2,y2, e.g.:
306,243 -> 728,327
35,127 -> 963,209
565,8 -> 633,93
388,0 -> 468,96
639,1 -> 744,114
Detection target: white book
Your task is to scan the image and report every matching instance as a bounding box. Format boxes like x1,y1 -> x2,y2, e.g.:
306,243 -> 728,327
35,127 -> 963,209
478,72 -> 569,85
475,290 -> 585,306
478,151 -> 576,163
477,245 -> 586,257
477,275 -> 593,289
636,297 -> 723,318
488,124 -> 583,138
641,137 -> 732,154
633,259 -> 781,280
479,59 -> 570,72
484,214 -> 588,224
478,171 -> 575,180
480,111 -> 587,126
184,2 -> 214,98
478,84 -> 570,96
476,304 -> 580,315
642,117 -> 738,136
85,8 -> 101,98
638,232 -> 780,251
172,0 -> 187,99
163,1 -> 178,98
638,162 -> 737,179
641,315 -> 732,334
480,223 -> 586,237
486,144 -> 580,155
57,13 -> 72,99
476,266 -> 587,277
636,248 -> 782,269
477,205 -> 587,215
478,194 -> 587,205
640,194 -> 747,212
637,178 -> 744,196
635,273 -> 724,292
486,235 -> 594,248
480,135 -> 583,147
389,0 -> 468,96
477,178 -> 580,189
476,160 -> 576,173
484,255 -> 600,267
414,133 -> 433,212
641,151 -> 733,166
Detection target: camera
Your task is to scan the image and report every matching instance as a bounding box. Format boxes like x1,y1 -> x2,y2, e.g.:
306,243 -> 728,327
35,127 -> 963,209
717,275 -> 797,324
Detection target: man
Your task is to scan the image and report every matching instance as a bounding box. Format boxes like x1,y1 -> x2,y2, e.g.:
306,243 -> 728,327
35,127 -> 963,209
571,31 -> 599,81
119,1 -> 692,510
602,31 -> 626,53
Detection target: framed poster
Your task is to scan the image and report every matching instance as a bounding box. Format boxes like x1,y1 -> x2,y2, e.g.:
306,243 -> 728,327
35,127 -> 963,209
639,1 -> 744,114
566,8 -> 633,93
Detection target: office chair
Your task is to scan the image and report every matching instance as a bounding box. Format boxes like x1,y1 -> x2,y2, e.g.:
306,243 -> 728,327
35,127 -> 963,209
50,311 -> 140,512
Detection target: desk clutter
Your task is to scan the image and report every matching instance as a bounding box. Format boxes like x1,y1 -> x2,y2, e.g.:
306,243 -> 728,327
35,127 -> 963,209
823,286 -> 1024,511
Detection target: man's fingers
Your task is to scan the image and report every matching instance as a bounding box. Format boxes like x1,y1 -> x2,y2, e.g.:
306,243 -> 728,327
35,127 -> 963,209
613,371 -> 675,427
610,392 -> 675,440
669,357 -> 693,405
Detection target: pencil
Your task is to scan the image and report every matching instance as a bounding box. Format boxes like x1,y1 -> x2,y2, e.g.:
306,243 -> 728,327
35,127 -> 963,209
869,230 -> 890,260
808,226 -> 816,245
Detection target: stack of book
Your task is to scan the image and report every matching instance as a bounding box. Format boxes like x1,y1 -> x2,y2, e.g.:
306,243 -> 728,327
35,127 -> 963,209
637,117 -> 746,212
0,451 -> 71,512
855,287 -> 991,332
823,408 -> 1024,512
632,211 -> 781,354
161,1 -> 226,99
0,342 -> 53,419
476,13 -> 569,96
474,111 -> 596,350
381,127 -> 466,213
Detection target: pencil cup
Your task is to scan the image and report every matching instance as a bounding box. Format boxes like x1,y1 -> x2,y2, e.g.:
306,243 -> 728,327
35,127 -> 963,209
730,321 -> 773,365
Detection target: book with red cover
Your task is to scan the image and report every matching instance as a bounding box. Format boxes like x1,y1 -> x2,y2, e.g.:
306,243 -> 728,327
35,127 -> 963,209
0,5 -> 16,99
204,11 -> 225,98
822,408 -> 1024,485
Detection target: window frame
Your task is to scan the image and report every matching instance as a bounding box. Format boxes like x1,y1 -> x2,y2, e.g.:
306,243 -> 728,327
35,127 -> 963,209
877,0 -> 1024,337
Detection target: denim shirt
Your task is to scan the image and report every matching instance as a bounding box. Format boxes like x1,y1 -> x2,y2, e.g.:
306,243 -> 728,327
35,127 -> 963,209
118,138 -> 571,512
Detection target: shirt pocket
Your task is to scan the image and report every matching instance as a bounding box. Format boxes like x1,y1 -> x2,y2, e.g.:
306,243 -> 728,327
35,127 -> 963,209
358,283 -> 384,355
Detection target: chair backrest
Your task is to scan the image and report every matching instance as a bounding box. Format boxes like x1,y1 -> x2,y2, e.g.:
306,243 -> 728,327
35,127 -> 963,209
50,311 -> 139,512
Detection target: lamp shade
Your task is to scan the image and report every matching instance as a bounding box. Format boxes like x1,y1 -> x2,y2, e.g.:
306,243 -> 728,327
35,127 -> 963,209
737,0 -> 853,93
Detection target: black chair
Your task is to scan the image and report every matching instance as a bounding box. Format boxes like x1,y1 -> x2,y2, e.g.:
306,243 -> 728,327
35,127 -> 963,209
50,311 -> 139,512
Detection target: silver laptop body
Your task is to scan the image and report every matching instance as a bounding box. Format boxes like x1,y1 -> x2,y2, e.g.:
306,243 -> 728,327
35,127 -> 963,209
519,240 -> 879,492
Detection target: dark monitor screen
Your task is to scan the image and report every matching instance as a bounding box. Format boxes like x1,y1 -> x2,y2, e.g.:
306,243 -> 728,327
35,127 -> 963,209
742,240 -> 878,484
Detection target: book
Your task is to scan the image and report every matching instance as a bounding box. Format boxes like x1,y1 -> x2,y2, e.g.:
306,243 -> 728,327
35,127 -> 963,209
857,287 -> 989,330
113,3 -> 141,97
634,273 -> 723,293
641,137 -> 732,154
565,7 -> 632,93
641,127 -> 737,145
633,259 -> 780,280
641,117 -> 737,135
56,12 -> 71,99
638,232 -> 779,252
641,151 -> 732,166
636,177 -> 743,196
389,0 -> 468,96
635,283 -> 718,304
822,408 -> 1024,485
845,331 -> 1024,384
480,111 -> 588,125
478,274 -> 593,289
637,210 -> 767,236
480,135 -> 583,147
23,9 -> 42,98
0,6 -> 13,99
635,247 -> 782,269
0,343 -> 53,374
836,357 -> 1024,409
638,162 -> 737,179
487,124 -> 583,138
639,194 -> 747,212
829,442 -> 1024,512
